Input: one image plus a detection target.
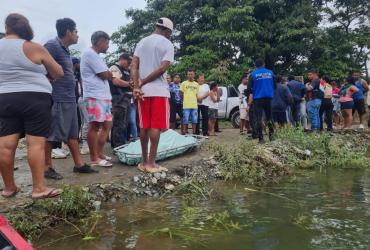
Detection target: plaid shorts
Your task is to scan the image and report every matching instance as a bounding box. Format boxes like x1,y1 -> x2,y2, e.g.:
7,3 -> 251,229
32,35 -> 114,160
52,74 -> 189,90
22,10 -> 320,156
85,97 -> 113,123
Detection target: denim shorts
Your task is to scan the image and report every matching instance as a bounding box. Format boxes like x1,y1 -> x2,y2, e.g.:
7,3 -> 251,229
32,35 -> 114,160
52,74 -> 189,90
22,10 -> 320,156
183,108 -> 198,124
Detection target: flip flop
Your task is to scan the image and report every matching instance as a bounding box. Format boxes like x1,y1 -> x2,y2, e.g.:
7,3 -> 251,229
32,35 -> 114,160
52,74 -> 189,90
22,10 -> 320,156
157,166 -> 168,172
91,159 -> 113,168
101,155 -> 112,161
145,167 -> 163,173
32,188 -> 62,200
1,187 -> 21,198
137,163 -> 146,172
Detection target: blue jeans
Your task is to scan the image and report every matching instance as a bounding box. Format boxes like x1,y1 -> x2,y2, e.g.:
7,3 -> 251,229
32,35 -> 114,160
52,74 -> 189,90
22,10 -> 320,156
307,99 -> 321,130
183,108 -> 198,124
128,103 -> 138,140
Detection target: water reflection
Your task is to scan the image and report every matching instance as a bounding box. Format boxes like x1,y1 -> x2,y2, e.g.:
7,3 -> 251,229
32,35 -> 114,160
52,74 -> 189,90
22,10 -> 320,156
37,169 -> 370,250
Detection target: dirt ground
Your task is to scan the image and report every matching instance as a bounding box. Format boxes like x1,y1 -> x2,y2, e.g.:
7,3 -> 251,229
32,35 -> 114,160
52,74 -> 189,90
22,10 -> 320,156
0,128 -> 241,211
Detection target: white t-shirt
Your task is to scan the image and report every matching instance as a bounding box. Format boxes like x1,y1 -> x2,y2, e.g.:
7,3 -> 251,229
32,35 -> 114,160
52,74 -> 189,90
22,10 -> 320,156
134,34 -> 174,97
238,84 -> 248,109
197,84 -> 210,106
81,48 -> 112,100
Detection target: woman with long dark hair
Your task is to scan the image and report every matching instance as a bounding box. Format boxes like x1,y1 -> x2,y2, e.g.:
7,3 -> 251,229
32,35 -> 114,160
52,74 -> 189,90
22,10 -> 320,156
0,13 -> 63,199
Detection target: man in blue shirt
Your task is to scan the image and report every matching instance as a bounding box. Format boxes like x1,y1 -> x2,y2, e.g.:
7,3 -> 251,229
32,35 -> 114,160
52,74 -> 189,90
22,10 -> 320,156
287,75 -> 305,127
272,78 -> 293,126
247,58 -> 276,143
44,18 -> 97,179
352,70 -> 369,129
169,73 -> 183,129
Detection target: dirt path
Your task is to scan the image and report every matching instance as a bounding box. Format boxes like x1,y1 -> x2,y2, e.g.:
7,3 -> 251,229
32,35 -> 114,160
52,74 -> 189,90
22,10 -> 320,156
0,128 -> 240,211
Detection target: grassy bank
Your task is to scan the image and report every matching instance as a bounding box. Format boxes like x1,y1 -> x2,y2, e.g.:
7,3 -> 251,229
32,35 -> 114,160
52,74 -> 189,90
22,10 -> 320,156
5,128 -> 370,244
208,127 -> 370,185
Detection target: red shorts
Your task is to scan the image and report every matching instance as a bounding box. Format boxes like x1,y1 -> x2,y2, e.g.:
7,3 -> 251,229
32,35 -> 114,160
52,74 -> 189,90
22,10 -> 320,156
138,97 -> 170,129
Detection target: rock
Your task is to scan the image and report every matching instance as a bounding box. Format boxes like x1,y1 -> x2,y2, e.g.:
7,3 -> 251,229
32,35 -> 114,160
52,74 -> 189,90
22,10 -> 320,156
111,198 -> 117,203
133,176 -> 140,182
165,183 -> 175,191
154,172 -> 162,179
141,183 -> 146,188
151,178 -> 158,184
304,149 -> 312,156
92,201 -> 101,211
125,235 -> 139,249
144,190 -> 152,196
172,175 -> 181,183
161,172 -> 167,179
153,192 -> 159,198
209,159 -> 218,166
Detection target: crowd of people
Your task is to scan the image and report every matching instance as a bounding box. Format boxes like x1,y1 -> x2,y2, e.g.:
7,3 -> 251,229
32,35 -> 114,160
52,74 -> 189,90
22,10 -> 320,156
0,13 -> 369,200
238,64 -> 369,143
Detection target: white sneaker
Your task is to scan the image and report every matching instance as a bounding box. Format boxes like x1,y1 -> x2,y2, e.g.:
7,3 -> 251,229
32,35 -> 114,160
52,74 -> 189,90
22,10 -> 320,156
80,146 -> 90,155
52,148 -> 67,159
359,124 -> 365,130
61,144 -> 70,156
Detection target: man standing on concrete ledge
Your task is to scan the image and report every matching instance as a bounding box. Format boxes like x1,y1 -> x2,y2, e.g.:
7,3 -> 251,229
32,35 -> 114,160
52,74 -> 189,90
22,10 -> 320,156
131,17 -> 175,173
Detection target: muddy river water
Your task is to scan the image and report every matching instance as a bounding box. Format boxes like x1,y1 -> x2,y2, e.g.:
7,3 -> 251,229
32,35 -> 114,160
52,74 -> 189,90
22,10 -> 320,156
37,168 -> 370,250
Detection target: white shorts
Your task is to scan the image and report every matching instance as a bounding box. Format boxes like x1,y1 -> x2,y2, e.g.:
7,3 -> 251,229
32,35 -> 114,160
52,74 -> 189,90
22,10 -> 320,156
240,108 -> 249,121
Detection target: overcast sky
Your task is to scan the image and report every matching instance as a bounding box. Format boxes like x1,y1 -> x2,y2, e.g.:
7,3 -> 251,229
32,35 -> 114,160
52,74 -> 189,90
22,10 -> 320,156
0,0 -> 147,52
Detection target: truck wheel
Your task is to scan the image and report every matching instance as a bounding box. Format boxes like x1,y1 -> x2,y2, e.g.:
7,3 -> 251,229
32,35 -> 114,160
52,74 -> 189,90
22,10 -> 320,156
231,110 -> 240,128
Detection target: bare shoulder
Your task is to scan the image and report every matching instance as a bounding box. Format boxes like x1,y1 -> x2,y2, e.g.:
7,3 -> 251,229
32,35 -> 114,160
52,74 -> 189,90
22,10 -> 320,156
23,41 -> 47,53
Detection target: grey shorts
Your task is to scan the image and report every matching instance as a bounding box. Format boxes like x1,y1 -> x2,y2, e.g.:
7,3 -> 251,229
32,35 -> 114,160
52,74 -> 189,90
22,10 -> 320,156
48,102 -> 79,142
209,108 -> 218,120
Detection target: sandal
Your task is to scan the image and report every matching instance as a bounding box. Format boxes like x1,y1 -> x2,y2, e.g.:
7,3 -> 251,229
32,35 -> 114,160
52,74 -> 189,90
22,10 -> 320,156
32,188 -> 62,200
137,163 -> 146,172
100,155 -> 112,161
1,187 -> 21,198
158,166 -> 168,172
91,159 -> 113,168
145,167 -> 163,173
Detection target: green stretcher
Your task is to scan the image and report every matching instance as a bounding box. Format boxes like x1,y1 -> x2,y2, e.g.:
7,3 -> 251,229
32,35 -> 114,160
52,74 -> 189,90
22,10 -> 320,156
114,129 -> 205,166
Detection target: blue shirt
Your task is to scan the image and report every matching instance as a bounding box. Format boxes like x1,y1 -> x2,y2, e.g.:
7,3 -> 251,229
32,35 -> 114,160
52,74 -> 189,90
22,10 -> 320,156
353,80 -> 364,100
272,84 -> 292,112
169,83 -> 182,104
287,80 -> 304,101
250,67 -> 275,99
44,38 -> 76,102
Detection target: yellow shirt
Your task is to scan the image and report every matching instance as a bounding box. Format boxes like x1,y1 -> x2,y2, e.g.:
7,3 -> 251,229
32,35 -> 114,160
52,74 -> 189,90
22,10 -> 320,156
180,80 -> 199,109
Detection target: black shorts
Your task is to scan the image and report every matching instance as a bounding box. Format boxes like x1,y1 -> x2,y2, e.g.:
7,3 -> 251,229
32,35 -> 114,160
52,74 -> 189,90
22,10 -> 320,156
272,111 -> 287,124
170,102 -> 183,123
0,92 -> 52,137
352,99 -> 366,115
341,101 -> 354,110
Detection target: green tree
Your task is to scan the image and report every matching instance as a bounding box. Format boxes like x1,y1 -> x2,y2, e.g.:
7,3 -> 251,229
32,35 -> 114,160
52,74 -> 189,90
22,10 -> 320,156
111,0 -> 368,83
308,0 -> 370,78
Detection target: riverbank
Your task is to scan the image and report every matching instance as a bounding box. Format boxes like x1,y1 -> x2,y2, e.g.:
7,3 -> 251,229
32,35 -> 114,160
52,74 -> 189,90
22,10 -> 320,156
1,127 -> 370,245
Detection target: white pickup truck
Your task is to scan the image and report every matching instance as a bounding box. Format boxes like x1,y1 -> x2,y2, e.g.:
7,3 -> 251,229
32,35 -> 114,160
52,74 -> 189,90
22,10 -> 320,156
216,86 -> 241,128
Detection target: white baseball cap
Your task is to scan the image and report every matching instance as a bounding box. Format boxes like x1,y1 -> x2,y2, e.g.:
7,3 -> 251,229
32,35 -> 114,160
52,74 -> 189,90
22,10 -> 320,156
156,17 -> 174,31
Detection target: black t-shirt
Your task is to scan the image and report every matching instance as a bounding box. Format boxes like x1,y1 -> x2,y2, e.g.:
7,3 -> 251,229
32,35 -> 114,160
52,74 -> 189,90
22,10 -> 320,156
307,79 -> 323,100
109,64 -> 131,95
